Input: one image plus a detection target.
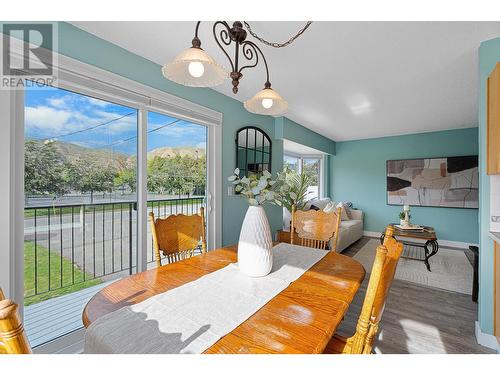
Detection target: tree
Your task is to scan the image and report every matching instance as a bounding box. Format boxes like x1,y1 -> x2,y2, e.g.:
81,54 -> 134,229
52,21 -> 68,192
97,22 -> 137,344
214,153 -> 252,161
147,156 -> 170,194
65,157 -> 117,203
24,140 -> 67,196
114,167 -> 136,193
146,153 -> 206,196
302,159 -> 319,185
189,153 -> 206,195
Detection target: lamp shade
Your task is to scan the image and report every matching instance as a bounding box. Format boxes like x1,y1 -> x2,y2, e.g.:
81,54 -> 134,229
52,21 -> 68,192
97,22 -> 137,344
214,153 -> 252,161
244,88 -> 288,116
162,47 -> 228,87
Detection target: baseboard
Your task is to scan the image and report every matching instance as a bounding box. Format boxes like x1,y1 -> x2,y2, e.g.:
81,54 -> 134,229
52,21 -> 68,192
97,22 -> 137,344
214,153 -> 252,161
475,321 -> 500,353
363,231 -> 477,250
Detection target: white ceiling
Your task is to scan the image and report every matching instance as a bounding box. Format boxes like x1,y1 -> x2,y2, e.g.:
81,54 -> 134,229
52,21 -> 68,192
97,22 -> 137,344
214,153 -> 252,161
71,21 -> 500,141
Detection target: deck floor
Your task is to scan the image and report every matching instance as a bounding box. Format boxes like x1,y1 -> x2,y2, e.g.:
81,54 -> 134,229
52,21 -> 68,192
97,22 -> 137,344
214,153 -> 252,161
24,281 -> 115,348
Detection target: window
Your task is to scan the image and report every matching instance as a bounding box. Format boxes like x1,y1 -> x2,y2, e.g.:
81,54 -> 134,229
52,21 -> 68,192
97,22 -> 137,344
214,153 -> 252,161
284,154 -> 300,173
283,153 -> 323,200
302,158 -> 321,200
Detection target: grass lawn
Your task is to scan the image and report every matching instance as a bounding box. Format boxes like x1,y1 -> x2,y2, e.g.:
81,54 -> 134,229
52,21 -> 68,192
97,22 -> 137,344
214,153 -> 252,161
24,241 -> 102,306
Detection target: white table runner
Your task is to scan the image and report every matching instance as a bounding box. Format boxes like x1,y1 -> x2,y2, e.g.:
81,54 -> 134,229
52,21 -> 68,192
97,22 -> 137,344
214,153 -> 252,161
84,243 -> 328,354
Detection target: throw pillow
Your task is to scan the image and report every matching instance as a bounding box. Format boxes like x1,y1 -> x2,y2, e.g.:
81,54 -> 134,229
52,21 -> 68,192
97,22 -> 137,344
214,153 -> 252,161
323,201 -> 336,213
342,201 -> 354,218
336,202 -> 350,221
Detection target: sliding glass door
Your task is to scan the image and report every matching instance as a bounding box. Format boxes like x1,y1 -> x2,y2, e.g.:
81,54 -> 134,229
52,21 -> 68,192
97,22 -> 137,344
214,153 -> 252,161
23,84 -> 139,347
21,82 -> 213,349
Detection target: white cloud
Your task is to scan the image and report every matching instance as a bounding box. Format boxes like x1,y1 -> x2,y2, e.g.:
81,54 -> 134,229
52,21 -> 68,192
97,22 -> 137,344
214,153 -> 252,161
106,116 -> 137,134
26,102 -> 137,138
25,106 -> 73,132
47,97 -> 67,108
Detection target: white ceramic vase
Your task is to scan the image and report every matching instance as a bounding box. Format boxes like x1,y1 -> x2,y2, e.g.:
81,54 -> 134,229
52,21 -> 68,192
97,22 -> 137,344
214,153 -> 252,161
238,205 -> 273,277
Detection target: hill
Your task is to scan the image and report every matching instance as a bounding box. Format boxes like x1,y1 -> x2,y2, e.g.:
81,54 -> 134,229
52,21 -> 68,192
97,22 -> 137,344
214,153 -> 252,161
28,139 -> 130,171
147,146 -> 205,159
26,139 -> 204,171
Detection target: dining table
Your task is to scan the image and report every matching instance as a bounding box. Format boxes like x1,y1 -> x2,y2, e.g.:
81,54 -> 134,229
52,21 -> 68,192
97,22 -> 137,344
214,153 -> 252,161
82,243 -> 365,354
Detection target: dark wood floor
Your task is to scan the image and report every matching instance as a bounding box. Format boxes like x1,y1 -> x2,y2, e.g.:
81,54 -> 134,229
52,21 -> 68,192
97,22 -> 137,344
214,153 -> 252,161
338,238 -> 495,354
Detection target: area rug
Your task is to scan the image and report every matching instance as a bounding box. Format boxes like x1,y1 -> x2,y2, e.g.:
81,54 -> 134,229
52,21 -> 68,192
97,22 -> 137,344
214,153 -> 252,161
352,238 -> 473,294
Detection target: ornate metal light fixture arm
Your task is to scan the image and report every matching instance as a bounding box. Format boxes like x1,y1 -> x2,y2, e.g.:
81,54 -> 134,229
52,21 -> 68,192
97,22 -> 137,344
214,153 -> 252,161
239,40 -> 271,88
191,21 -> 283,94
211,21 -> 235,72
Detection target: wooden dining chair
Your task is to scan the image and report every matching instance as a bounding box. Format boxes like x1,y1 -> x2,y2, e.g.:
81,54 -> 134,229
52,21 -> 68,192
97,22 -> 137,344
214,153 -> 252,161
323,226 -> 403,354
149,207 -> 207,267
290,204 -> 342,251
0,288 -> 32,354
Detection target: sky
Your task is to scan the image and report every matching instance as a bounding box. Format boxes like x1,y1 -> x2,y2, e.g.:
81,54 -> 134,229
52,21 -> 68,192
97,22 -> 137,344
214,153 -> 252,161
25,84 -> 207,155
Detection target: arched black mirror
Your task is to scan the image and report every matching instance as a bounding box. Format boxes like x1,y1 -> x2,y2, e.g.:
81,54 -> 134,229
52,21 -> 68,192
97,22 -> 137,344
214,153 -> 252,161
235,126 -> 272,176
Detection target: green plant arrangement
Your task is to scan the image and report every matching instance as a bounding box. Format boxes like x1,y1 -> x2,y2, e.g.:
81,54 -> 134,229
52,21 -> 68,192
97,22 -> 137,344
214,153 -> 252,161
398,211 -> 411,220
227,166 -> 314,211
228,168 -> 285,206
277,167 -> 313,212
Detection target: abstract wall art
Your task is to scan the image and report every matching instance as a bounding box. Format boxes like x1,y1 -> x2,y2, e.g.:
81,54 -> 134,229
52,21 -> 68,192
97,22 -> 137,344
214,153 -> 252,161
386,156 -> 478,208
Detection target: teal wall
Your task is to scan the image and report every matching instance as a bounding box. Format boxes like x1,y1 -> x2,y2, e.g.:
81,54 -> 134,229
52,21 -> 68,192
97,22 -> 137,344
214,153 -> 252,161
331,127 -> 479,244
42,22 -> 329,246
478,36 -> 500,335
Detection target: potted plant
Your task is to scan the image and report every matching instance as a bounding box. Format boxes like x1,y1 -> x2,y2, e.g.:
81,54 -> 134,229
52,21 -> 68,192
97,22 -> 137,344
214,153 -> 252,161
277,167 -> 313,213
228,168 -> 286,277
398,211 -> 411,226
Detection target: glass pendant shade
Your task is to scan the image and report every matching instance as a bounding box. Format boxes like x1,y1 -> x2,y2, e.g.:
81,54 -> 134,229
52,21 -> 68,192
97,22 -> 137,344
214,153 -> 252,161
244,88 -> 288,116
162,47 -> 228,87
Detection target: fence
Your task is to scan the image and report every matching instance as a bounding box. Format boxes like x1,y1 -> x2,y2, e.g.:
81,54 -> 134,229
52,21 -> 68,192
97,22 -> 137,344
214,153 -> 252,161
23,197 -> 204,300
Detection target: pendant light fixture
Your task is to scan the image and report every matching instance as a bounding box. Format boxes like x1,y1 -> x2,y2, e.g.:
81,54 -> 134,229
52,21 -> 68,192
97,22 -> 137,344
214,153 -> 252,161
162,21 -> 311,117
162,23 -> 228,87
243,82 -> 288,116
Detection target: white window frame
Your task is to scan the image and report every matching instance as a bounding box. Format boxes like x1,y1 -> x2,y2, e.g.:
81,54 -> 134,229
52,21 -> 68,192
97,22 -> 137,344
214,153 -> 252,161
283,152 -> 324,199
5,44 -> 223,350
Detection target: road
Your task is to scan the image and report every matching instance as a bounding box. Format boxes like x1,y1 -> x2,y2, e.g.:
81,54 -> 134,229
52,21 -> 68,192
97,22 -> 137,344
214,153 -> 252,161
24,201 -> 204,286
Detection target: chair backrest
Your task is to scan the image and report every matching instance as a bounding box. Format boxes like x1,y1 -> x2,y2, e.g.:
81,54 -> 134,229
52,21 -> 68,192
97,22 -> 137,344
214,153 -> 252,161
149,207 -> 207,267
372,226 -> 402,324
0,288 -> 32,354
290,205 -> 342,250
349,226 -> 403,354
